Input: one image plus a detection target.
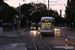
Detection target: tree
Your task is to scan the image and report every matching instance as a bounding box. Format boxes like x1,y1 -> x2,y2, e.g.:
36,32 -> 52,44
20,3 -> 33,25
0,0 -> 3,5
18,2 -> 62,26
20,3 -> 47,24
65,0 -> 75,23
30,3 -> 47,22
2,2 -> 16,22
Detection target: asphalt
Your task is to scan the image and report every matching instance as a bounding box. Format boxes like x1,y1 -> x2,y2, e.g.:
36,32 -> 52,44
0,28 -> 28,50
0,27 -> 75,50
0,43 -> 27,50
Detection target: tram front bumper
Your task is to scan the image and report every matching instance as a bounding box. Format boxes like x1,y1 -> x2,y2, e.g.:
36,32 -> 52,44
41,32 -> 54,35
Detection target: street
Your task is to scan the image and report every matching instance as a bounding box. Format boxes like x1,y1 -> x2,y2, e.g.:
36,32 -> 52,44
0,27 -> 75,50
0,0 -> 75,50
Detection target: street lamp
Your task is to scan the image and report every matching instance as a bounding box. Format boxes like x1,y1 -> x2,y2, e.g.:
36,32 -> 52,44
16,15 -> 18,18
17,3 -> 21,44
43,0 -> 50,16
43,0 -> 57,16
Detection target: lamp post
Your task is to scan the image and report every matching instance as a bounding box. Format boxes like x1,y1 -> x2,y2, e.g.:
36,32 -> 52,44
27,20 -> 29,26
48,0 -> 49,16
18,3 -> 21,44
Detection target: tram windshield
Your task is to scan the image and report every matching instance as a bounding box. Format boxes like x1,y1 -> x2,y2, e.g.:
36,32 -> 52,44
31,25 -> 36,27
41,20 -> 52,30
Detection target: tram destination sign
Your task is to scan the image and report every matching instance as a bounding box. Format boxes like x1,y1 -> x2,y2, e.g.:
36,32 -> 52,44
42,20 -> 50,22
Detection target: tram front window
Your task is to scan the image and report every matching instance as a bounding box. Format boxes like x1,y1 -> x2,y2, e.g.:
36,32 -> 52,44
31,25 -> 35,27
42,22 -> 51,30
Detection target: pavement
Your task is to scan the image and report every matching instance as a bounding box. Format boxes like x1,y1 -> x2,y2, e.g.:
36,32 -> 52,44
0,28 -> 28,50
0,28 -> 28,37
56,26 -> 68,30
57,27 -> 75,39
0,27 -> 75,50
0,43 -> 27,50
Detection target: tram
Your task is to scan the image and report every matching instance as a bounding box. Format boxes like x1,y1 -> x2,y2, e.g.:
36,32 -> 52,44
30,22 -> 36,30
38,22 -> 41,30
40,16 -> 55,35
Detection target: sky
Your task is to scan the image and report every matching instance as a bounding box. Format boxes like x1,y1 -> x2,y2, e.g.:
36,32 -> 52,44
4,0 -> 67,17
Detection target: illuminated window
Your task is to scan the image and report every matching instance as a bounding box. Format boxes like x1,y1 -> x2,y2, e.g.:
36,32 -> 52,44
42,22 -> 51,29
42,20 -> 50,22
32,23 -> 35,25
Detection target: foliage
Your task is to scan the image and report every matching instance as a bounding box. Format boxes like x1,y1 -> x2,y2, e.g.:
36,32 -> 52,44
0,0 -> 3,5
65,0 -> 75,23
0,1 -> 64,26
20,3 -> 63,25
0,2 -> 16,22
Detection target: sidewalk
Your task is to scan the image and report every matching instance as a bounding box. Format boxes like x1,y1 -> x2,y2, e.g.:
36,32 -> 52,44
59,26 -> 75,31
0,28 -> 28,37
57,27 -> 75,39
0,43 -> 27,50
56,26 -> 68,30
0,28 -> 27,50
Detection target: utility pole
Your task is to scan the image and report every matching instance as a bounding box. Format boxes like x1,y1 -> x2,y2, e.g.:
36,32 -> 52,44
60,10 -> 62,17
13,16 -> 16,35
18,3 -> 21,44
48,0 -> 49,16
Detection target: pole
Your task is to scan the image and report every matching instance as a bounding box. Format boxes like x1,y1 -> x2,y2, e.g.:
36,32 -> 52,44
18,3 -> 21,44
14,17 -> 15,35
66,35 -> 67,47
60,10 -> 62,17
72,23 -> 73,28
48,0 -> 49,16
16,18 -> 17,34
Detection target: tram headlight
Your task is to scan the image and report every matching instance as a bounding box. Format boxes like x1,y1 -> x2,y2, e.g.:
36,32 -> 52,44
55,28 -> 57,31
34,27 -> 36,29
33,31 -> 37,36
31,27 -> 32,29
30,31 -> 32,32
34,31 -> 36,34
58,29 -> 60,31
38,27 -> 40,29
54,28 -> 60,31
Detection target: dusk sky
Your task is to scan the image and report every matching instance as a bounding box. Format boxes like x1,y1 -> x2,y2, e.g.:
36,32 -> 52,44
4,0 -> 67,17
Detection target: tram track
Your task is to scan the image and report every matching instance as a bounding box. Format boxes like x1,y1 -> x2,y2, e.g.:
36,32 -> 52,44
27,30 -> 75,50
33,34 -> 51,50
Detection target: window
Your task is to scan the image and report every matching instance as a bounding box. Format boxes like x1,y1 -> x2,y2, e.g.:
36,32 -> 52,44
42,22 -> 51,30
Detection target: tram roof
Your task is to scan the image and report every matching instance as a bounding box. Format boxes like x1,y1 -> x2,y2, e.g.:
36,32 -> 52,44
41,16 -> 55,20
